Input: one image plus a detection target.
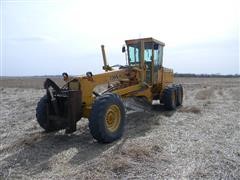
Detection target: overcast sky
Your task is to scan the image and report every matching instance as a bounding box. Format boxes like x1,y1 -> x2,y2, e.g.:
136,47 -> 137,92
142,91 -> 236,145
0,0 -> 239,76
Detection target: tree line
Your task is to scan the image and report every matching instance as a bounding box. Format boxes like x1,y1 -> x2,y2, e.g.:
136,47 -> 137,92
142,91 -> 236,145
174,73 -> 240,78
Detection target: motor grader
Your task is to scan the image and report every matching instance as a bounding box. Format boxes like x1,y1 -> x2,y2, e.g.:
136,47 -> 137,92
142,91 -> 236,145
36,37 -> 183,143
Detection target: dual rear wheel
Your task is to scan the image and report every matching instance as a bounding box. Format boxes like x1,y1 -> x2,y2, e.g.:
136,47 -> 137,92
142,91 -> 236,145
163,85 -> 183,110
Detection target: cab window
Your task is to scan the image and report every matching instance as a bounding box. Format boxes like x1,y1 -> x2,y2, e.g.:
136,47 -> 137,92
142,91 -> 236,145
153,44 -> 160,67
144,42 -> 153,62
128,43 -> 140,66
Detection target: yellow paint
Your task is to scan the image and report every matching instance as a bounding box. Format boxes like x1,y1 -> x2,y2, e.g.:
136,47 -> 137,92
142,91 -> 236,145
67,37 -> 174,118
105,105 -> 121,132
79,69 -> 126,107
132,88 -> 153,102
112,84 -> 142,96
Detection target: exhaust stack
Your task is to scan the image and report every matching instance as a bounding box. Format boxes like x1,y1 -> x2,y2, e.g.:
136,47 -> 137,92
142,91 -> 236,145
101,45 -> 112,72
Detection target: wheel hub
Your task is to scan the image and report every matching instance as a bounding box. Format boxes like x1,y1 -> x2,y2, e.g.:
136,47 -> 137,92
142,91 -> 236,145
105,105 -> 121,132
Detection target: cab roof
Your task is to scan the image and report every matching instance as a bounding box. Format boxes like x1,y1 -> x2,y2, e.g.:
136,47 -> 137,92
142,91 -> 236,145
125,37 -> 165,46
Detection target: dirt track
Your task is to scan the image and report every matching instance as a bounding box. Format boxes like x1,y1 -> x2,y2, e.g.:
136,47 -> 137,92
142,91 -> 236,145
0,77 -> 240,179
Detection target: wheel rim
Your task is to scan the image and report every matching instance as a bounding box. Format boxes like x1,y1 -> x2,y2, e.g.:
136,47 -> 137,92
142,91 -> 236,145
105,105 -> 121,132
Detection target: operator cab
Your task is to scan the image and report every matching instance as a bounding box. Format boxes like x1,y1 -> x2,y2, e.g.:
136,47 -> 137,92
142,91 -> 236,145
124,37 -> 165,85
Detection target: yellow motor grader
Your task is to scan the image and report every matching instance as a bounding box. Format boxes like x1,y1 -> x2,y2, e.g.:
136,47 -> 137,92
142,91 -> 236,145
36,37 -> 183,143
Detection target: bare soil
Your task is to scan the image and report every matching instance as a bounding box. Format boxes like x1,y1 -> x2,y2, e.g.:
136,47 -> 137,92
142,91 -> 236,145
0,77 -> 240,179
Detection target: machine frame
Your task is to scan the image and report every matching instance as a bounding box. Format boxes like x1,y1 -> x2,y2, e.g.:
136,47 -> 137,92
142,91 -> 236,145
36,37 -> 183,143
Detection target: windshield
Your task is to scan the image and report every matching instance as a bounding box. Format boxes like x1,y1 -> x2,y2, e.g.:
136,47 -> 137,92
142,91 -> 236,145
128,43 -> 140,66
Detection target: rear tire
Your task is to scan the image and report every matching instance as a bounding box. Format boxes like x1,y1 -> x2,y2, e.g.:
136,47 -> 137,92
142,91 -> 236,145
162,87 -> 177,110
89,93 -> 125,143
176,85 -> 183,106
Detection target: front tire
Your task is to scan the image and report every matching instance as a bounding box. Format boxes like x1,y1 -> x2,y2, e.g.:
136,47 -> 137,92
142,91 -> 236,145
89,93 -> 125,143
36,95 -> 61,132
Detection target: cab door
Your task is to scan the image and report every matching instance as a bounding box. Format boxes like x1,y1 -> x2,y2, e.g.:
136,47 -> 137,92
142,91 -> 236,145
144,42 -> 153,84
153,44 -> 163,84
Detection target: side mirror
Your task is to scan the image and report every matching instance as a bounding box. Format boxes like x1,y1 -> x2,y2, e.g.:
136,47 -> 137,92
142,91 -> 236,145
62,72 -> 69,82
122,46 -> 126,53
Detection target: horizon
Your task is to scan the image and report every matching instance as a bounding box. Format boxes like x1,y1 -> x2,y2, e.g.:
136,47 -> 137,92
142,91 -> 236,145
1,72 -> 240,78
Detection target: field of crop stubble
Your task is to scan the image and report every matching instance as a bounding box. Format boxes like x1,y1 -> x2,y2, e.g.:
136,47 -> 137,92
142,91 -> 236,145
0,77 -> 239,179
